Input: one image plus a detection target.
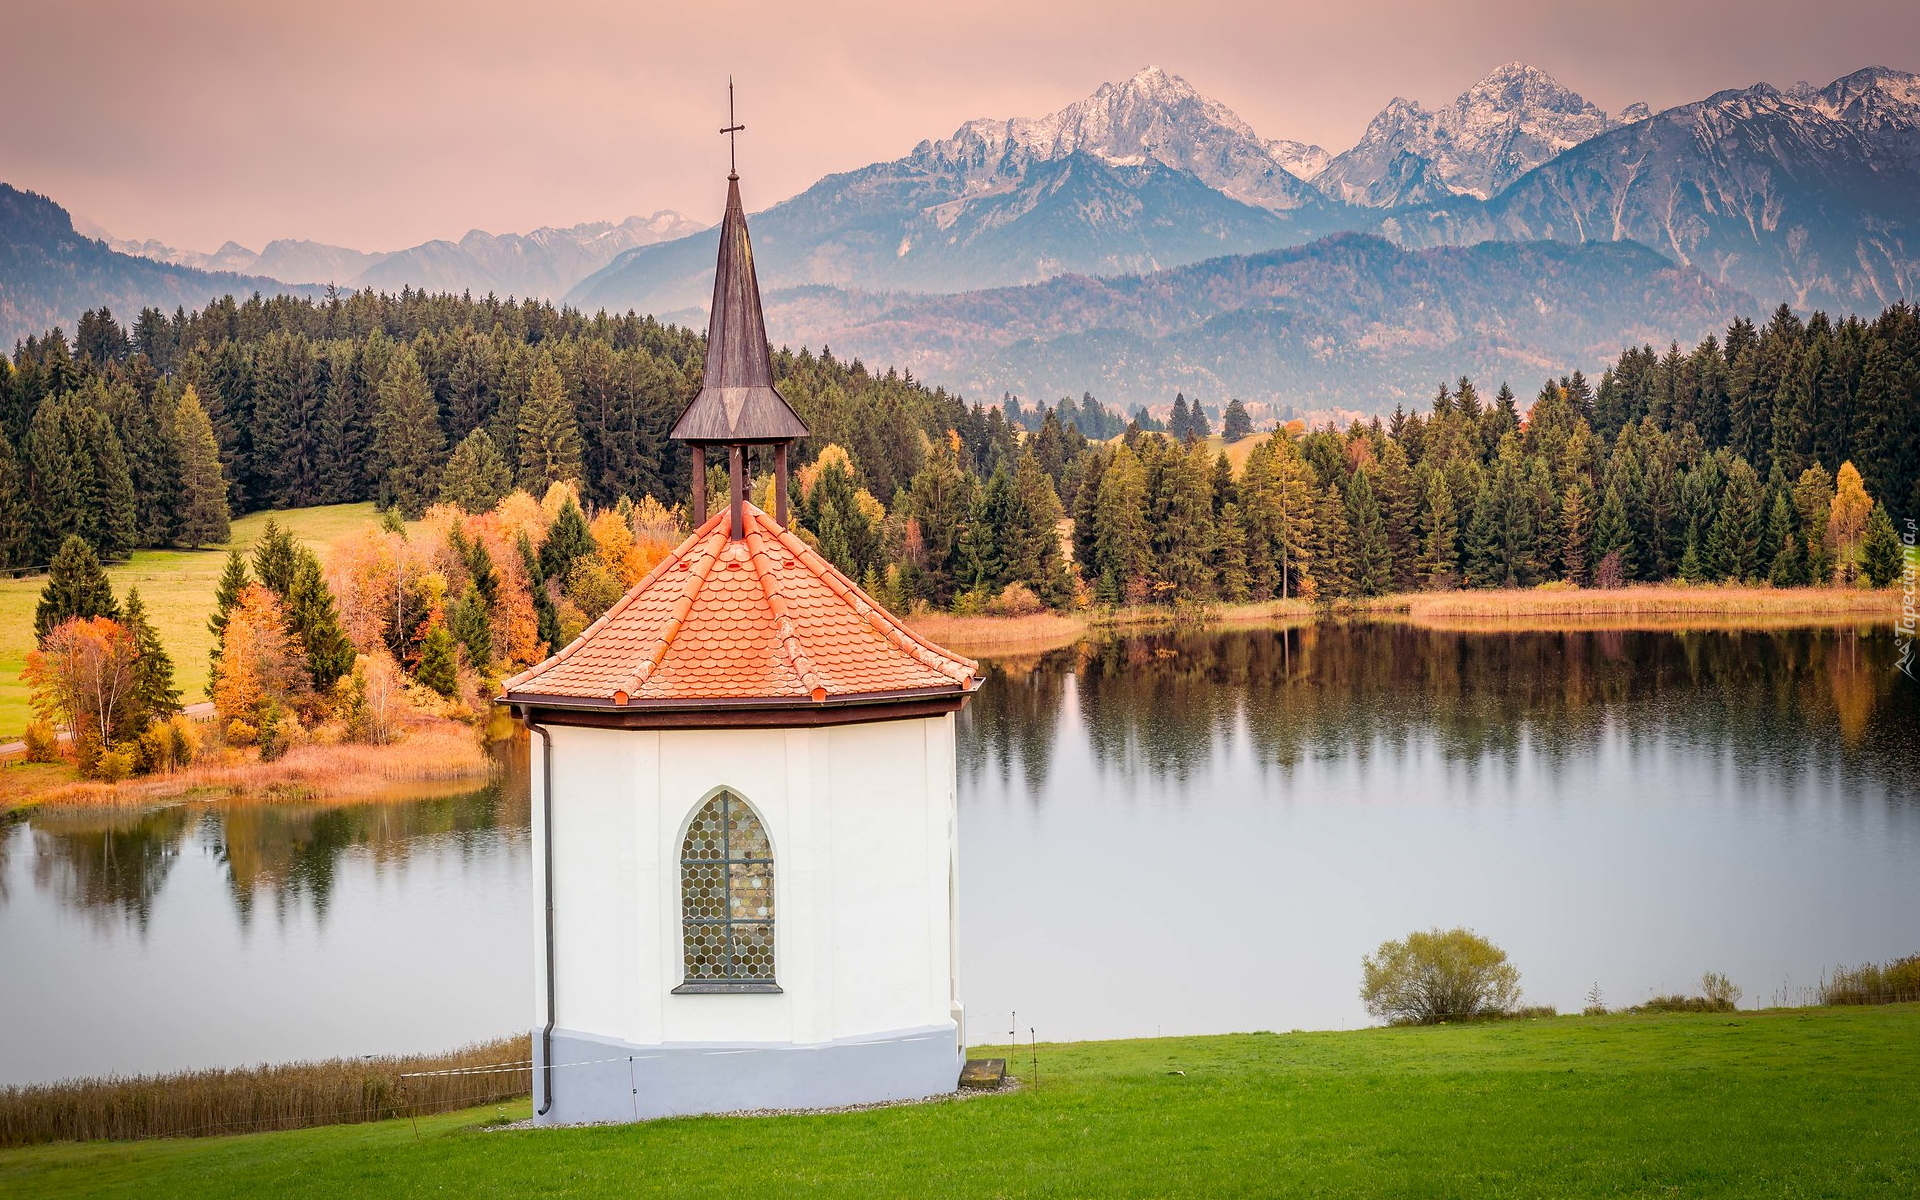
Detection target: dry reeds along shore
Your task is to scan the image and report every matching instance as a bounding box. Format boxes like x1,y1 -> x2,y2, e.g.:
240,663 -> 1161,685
0,1037 -> 529,1148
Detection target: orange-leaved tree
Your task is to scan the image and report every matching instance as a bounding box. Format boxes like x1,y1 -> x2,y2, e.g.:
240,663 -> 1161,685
213,584 -> 314,740
22,616 -> 142,773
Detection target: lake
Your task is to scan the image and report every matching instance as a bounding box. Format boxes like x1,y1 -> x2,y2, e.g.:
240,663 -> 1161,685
3,622 -> 1916,1086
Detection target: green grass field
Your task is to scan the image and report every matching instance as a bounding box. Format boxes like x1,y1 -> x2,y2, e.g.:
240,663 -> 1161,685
0,505 -> 379,738
3,1006 -> 1914,1199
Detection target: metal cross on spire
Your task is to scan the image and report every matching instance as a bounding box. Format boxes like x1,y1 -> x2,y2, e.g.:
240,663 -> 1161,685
720,76 -> 745,179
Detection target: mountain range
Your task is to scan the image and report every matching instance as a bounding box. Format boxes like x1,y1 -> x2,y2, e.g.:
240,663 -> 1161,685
8,60 -> 1916,412
79,210 -> 705,300
756,234 -> 1748,412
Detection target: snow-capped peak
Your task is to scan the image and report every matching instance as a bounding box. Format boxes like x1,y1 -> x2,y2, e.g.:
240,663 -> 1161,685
1313,62 -> 1621,206
915,67 -> 1328,210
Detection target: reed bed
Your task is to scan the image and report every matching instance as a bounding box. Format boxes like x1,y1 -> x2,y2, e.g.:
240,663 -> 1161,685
0,1036 -> 528,1147
4,715 -> 494,811
1818,955 -> 1920,1006
1379,584 -> 1892,626
907,610 -> 1088,658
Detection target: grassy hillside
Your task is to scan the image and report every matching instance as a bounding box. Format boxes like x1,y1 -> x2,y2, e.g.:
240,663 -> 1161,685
3,1006 -> 1914,1198
0,505 -> 378,738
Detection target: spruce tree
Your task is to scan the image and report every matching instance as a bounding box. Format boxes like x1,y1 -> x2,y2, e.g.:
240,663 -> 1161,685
1589,483 -> 1636,581
1309,481 -> 1353,600
1559,484 -> 1592,586
1215,503 -> 1251,601
1091,444 -> 1151,604
0,429 -> 24,569
172,386 -> 231,547
516,358 -> 584,495
441,427 -> 514,514
1859,502 -> 1902,587
415,620 -> 460,698
1345,468 -> 1392,596
1463,478 -> 1502,587
449,581 -> 495,671
123,587 -> 181,719
1158,443 -> 1216,598
1679,519 -> 1706,583
1418,473 -> 1459,589
34,535 -> 120,641
1221,398 -> 1253,442
208,549 -> 251,671
286,547 -> 355,692
518,531 -> 562,656
251,519 -> 299,598
372,348 -> 445,519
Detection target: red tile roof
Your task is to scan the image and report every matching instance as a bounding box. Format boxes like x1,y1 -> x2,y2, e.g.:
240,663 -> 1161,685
501,503 -> 979,710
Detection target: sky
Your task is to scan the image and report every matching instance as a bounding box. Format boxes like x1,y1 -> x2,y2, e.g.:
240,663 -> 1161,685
6,0 -> 1914,252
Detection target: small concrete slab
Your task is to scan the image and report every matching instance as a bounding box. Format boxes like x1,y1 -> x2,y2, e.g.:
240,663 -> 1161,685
959,1059 -> 1007,1090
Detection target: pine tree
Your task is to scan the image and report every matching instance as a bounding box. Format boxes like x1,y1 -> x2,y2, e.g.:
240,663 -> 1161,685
415,620 -> 460,698
286,547 -> 355,692
208,549 -> 251,671
1221,398 -> 1253,442
1345,468 -> 1392,596
172,386 -> 231,547
441,427 -> 514,514
1377,441 -> 1418,592
372,348 -> 445,519
1860,502 -> 1902,587
1158,442 -> 1217,598
1708,460 -> 1764,581
516,358 -> 584,495
1215,503 -> 1251,601
1678,519 -> 1706,583
1092,444 -> 1151,603
34,535 -> 119,641
122,587 -> 181,719
1463,478 -> 1502,587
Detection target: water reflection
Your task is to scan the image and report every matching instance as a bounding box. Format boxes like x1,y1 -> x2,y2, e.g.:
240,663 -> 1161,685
962,624 -> 1913,801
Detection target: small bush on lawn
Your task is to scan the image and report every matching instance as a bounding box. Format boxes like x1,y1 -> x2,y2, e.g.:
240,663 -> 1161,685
21,720 -> 61,763
1361,927 -> 1523,1025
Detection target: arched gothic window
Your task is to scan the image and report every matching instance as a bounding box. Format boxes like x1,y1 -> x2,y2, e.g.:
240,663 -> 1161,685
677,790 -> 776,990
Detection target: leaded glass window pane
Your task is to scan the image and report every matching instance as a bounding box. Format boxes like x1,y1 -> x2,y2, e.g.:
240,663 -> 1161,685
681,791 -> 775,982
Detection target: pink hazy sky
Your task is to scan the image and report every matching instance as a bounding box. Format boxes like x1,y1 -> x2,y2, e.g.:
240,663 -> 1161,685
7,0 -> 1910,252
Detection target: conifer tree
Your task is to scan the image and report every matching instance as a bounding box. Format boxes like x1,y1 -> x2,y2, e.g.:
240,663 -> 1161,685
208,549 -> 251,670
34,535 -> 119,641
516,358 -> 584,495
415,620 -> 460,698
1168,394 -> 1192,441
1463,478 -> 1502,588
1309,482 -> 1353,600
286,547 -> 355,692
1092,444 -> 1150,603
1417,473 -> 1459,589
906,432 -> 973,606
1793,465 -> 1836,584
1762,491 -> 1796,582
1377,442 -> 1418,592
539,496 -> 595,585
251,519 -> 299,599
0,430 -> 25,569
1678,519 -> 1706,583
1589,483 -> 1635,581
1559,484 -> 1591,586
172,386 -> 230,547
1345,468 -> 1392,596
1221,398 -> 1253,442
1860,502 -> 1902,587
518,532 -> 561,657
1707,460 -> 1764,581
1215,503 -> 1251,601
1009,449 -> 1073,606
1158,442 -> 1217,598
122,587 -> 181,718
441,427 -> 514,514
449,582 -> 495,671
372,347 -> 445,520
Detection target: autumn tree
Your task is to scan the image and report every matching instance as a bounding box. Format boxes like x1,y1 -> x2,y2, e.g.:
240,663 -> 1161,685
1827,461 -> 1873,585
213,584 -> 314,737
23,617 -> 142,773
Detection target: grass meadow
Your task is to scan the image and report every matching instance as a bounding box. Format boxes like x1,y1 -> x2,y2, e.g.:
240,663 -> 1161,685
0,505 -> 377,738
2,1004 -> 1914,1199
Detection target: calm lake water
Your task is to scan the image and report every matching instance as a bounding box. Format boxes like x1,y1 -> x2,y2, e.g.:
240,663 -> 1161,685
3,623 -> 1916,1085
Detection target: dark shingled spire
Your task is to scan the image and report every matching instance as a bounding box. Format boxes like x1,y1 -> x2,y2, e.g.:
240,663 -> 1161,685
669,174 -> 809,445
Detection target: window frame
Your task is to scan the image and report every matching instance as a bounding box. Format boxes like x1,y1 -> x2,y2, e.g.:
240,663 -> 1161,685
672,788 -> 781,995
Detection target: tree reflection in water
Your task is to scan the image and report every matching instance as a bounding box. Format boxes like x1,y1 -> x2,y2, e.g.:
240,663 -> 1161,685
17,778 -> 528,934
961,623 -> 1913,803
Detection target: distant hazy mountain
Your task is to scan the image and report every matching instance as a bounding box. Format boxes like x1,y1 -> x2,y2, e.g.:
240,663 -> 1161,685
1388,67 -> 1920,311
98,212 -> 704,298
0,184 -> 317,347
570,68 -> 1351,315
753,233 -> 1749,412
1313,63 -> 1629,206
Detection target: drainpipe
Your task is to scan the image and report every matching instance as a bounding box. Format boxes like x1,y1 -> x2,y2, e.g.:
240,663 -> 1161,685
525,709 -> 557,1117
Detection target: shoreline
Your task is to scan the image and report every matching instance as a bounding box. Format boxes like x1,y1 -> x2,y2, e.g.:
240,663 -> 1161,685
910,585 -> 1895,658
0,715 -> 497,813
